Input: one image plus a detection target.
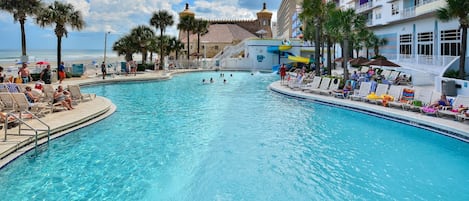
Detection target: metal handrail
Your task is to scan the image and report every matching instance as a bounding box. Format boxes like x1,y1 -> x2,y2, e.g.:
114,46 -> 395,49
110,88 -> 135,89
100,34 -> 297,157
3,111 -> 51,155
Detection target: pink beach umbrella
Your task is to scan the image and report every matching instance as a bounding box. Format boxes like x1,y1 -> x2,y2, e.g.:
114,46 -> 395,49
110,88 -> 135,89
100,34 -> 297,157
36,61 -> 50,65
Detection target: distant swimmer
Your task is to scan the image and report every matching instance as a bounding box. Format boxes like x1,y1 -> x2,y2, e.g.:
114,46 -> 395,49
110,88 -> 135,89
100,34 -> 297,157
223,79 -> 227,84
210,78 -> 214,83
202,79 -> 206,84
230,74 -> 233,77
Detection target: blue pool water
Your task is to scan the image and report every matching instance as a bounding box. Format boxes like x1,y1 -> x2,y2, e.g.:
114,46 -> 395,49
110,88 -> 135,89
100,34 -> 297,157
1,72 -> 469,200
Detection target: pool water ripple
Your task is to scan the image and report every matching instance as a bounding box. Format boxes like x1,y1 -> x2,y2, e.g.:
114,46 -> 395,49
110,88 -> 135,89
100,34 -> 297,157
1,72 -> 469,200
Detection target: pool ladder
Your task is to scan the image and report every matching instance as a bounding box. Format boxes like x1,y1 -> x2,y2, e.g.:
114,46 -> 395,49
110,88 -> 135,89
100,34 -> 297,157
3,111 -> 51,155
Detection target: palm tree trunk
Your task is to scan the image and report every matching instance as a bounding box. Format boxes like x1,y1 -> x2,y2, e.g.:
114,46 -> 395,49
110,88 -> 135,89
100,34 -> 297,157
187,31 -> 190,61
197,34 -> 200,61
160,29 -> 164,70
327,37 -> 332,75
343,37 -> 350,81
314,19 -> 321,76
57,36 -> 62,80
459,25 -> 467,79
20,20 -> 27,57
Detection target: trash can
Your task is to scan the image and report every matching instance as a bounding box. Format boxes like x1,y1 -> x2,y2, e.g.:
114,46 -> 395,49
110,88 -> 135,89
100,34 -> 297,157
442,80 -> 457,96
72,64 -> 84,75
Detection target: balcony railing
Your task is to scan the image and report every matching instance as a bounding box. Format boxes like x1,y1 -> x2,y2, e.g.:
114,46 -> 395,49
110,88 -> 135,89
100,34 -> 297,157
356,2 -> 373,13
400,7 -> 416,19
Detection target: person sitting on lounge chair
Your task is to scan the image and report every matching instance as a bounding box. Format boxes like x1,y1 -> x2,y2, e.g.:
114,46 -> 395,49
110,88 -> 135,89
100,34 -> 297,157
24,86 -> 40,103
54,85 -> 74,110
429,94 -> 450,109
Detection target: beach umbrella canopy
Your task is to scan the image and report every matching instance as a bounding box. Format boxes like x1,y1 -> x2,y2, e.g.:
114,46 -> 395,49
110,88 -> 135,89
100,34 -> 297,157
333,57 -> 352,62
363,57 -> 400,67
36,61 -> 50,65
16,61 -> 29,65
349,57 -> 369,66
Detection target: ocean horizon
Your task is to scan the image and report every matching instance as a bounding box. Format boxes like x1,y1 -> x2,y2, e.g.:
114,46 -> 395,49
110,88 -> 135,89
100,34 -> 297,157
0,49 -> 121,64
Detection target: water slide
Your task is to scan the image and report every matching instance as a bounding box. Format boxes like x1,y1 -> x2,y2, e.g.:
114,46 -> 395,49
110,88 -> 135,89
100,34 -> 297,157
267,45 -> 314,64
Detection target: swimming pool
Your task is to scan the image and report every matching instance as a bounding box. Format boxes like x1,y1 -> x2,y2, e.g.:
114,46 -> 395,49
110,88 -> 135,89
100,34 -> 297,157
0,71 -> 468,200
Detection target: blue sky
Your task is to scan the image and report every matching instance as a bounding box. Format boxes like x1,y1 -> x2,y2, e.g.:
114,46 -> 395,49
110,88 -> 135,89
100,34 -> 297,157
0,0 -> 280,50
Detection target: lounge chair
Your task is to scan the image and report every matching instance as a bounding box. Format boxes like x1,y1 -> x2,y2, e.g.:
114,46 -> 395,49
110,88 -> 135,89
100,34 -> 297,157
310,77 -> 331,94
377,85 -> 402,106
437,95 -> 469,119
41,85 -> 68,113
319,78 -> 341,95
10,93 -> 49,117
334,80 -> 355,99
67,85 -> 95,103
301,76 -> 321,92
0,92 -> 16,112
288,75 -> 305,90
388,87 -> 414,109
404,88 -> 434,112
349,81 -> 372,101
365,83 -> 389,104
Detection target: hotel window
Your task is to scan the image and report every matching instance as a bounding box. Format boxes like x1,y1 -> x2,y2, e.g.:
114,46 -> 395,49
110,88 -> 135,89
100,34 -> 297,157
375,12 -> 381,20
418,32 -> 433,55
392,3 -> 399,15
440,29 -> 461,56
399,34 -> 412,55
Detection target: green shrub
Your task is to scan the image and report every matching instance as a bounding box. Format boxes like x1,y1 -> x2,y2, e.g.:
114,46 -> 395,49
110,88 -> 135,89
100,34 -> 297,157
443,69 -> 459,78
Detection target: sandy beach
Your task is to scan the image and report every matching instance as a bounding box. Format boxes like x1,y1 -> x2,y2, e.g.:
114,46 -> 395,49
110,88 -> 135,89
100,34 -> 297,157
0,56 -> 126,78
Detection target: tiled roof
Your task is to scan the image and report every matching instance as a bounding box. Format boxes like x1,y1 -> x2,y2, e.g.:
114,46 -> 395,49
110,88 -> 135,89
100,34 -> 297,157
180,24 -> 257,43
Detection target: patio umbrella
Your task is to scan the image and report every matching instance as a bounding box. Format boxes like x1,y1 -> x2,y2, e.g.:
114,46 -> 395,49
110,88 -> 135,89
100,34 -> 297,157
349,57 -> 369,66
363,57 -> 400,67
36,61 -> 50,65
333,57 -> 352,62
256,29 -> 268,38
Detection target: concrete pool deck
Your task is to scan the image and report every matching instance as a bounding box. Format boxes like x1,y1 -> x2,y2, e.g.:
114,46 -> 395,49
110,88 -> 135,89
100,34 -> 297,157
1,69 -> 468,168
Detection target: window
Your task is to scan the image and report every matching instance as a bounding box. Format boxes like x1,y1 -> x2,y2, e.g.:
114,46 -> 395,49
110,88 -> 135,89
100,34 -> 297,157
440,29 -> 461,56
399,34 -> 412,55
392,3 -> 399,15
417,32 -> 433,55
375,12 -> 381,20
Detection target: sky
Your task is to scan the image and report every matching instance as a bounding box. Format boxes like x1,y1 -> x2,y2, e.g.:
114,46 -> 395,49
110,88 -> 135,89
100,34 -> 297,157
0,0 -> 281,50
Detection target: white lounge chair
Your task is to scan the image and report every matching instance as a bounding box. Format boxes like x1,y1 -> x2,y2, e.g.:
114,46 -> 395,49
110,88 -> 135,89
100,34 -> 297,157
403,87 -> 433,112
437,95 -> 469,119
388,87 -> 414,109
377,84 -> 402,106
301,76 -> 321,92
310,77 -> 331,94
349,82 -> 372,101
67,85 -> 95,103
365,83 -> 389,104
319,78 -> 341,95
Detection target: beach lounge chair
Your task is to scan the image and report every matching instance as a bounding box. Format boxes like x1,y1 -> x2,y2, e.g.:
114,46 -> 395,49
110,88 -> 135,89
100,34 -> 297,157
0,92 -> 16,112
310,77 -> 331,94
288,75 -> 305,90
388,87 -> 414,109
334,80 -> 355,99
365,83 -> 389,104
319,78 -> 341,95
67,85 -> 95,103
388,71 -> 400,82
404,87 -> 433,112
349,81 -> 372,101
377,84 -> 402,107
301,76 -> 321,92
360,66 -> 369,74
10,93 -> 49,117
437,95 -> 469,119
41,85 -> 68,113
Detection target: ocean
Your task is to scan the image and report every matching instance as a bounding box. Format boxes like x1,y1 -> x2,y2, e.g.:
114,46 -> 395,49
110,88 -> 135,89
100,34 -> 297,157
0,49 -> 120,65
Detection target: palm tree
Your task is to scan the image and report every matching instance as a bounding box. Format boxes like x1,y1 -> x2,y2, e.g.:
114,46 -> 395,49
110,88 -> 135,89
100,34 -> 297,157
150,10 -> 174,70
192,19 -> 209,61
322,1 -> 339,75
113,34 -> 138,62
36,1 -> 84,67
169,37 -> 185,60
437,0 -> 469,79
300,0 -> 325,76
0,0 -> 43,60
177,15 -> 195,61
130,25 -> 155,64
331,8 -> 365,81
370,35 -> 388,57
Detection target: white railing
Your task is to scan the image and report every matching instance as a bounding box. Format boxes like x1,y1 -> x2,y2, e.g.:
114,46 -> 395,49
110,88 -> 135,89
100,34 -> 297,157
416,0 -> 440,7
400,7 -> 416,19
356,1 -> 373,13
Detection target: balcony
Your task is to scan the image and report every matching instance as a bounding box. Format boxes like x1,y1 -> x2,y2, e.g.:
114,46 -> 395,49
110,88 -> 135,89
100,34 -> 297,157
356,2 -> 373,13
415,0 -> 447,16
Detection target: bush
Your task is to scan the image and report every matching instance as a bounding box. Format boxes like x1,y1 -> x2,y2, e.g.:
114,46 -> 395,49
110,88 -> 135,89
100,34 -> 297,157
443,69 -> 459,78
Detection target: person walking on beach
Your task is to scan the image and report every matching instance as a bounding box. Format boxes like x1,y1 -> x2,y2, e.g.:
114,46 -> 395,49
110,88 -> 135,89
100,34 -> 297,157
101,61 -> 107,79
58,61 -> 66,84
0,66 -> 4,83
18,63 -> 32,83
40,64 -> 52,84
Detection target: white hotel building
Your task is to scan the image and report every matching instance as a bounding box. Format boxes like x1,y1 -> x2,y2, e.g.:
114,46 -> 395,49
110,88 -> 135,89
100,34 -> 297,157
277,0 -> 468,93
